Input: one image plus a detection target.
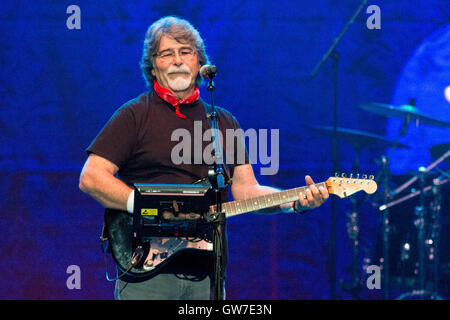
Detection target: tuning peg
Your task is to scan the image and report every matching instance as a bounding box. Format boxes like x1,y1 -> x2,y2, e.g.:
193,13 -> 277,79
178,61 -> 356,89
335,172 -> 340,177
349,173 -> 354,178
341,173 -> 347,178
369,175 -> 374,180
362,174 -> 367,179
356,173 -> 360,179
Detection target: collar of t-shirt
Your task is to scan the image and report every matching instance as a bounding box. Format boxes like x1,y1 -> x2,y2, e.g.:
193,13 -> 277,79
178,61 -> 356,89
153,80 -> 200,119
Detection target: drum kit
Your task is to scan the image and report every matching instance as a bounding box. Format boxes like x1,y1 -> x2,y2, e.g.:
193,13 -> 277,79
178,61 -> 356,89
310,101 -> 450,300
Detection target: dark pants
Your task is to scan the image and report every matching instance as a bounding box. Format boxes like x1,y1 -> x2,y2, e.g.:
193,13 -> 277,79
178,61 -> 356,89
114,250 -> 218,300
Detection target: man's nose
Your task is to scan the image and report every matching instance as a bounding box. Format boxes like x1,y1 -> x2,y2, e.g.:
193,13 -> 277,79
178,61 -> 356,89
173,52 -> 183,65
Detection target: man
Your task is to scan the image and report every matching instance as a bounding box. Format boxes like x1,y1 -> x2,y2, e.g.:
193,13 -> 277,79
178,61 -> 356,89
79,16 -> 329,300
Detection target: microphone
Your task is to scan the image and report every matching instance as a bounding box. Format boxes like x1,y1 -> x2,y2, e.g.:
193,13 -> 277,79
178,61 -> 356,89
200,65 -> 217,79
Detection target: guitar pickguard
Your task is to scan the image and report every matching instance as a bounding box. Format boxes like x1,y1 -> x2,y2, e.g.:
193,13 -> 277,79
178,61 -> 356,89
142,237 -> 213,271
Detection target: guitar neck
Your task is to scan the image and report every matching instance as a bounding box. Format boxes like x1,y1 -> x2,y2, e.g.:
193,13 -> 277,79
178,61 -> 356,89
213,182 -> 328,218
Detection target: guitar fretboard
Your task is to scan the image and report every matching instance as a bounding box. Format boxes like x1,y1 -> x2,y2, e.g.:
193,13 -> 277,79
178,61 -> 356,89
211,182 -> 327,217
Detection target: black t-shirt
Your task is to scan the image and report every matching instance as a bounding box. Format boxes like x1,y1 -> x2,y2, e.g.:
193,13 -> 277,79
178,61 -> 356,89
86,90 -> 249,278
87,90 -> 248,186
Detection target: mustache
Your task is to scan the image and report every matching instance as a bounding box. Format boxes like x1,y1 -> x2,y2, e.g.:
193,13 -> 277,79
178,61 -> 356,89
167,65 -> 192,75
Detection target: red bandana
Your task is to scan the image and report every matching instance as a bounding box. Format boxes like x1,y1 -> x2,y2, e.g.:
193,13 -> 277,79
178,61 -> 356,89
153,80 -> 200,119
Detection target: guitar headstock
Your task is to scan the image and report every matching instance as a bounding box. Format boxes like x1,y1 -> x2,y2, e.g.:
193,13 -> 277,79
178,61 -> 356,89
326,173 -> 377,198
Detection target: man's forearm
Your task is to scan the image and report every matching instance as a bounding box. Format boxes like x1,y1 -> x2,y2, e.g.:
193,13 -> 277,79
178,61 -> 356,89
239,184 -> 294,215
79,167 -> 132,211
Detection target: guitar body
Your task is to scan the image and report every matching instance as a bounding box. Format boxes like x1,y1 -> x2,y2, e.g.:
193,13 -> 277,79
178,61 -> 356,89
104,209 -> 137,275
104,208 -> 213,277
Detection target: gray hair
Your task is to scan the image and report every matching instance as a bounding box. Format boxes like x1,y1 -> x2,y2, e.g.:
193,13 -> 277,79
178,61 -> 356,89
140,16 -> 210,88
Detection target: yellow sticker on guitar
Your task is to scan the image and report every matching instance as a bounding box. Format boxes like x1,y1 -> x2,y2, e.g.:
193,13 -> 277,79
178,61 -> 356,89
141,208 -> 158,216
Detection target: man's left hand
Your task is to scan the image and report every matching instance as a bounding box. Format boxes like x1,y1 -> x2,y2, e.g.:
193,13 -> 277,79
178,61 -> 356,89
295,175 -> 329,211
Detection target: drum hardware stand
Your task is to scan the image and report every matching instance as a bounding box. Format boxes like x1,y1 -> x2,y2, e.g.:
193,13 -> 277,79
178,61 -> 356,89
396,173 -> 445,300
371,153 -> 394,299
373,100 -> 414,299
394,169 -> 430,300
341,145 -> 364,299
339,182 -> 362,299
341,196 -> 362,299
378,155 -> 392,299
415,168 -> 427,294
428,179 -> 442,298
379,150 -> 449,300
429,177 -> 445,299
399,240 -> 411,292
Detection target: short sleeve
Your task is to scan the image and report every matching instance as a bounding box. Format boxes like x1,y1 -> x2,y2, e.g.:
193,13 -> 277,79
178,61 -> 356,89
86,105 -> 137,168
231,114 -> 250,167
215,108 -> 250,179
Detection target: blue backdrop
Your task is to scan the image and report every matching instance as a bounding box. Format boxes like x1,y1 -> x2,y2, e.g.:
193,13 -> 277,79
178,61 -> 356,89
1,0 -> 449,299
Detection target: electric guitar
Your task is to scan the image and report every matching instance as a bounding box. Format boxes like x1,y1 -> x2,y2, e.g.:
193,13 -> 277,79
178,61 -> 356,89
103,174 -> 377,277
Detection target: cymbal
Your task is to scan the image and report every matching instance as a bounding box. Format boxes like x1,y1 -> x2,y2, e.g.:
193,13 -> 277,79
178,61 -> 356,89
430,142 -> 450,163
359,102 -> 450,128
308,126 -> 410,151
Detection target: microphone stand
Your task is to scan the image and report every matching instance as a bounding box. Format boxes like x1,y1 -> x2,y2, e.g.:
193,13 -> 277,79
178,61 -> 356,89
310,0 -> 368,299
205,76 -> 230,300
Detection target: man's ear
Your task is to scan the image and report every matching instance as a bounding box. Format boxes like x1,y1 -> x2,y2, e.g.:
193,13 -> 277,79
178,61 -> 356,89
151,69 -> 155,76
